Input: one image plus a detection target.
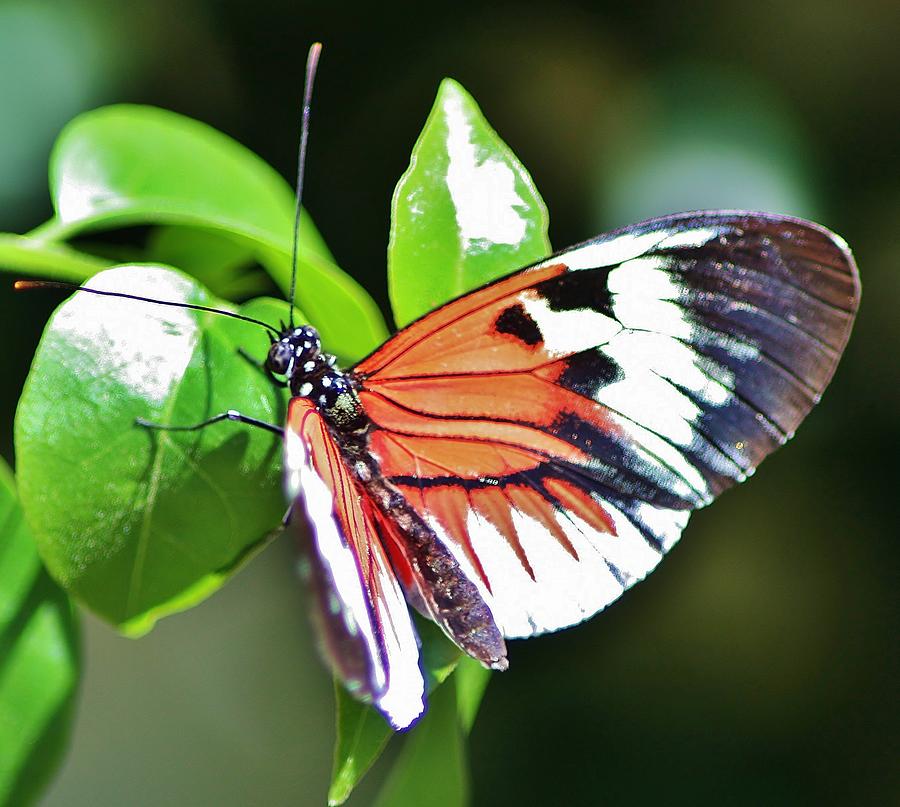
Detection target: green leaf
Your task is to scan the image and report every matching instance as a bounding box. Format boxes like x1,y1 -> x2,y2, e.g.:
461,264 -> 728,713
37,104 -> 387,362
43,104 -> 331,262
388,78 -> 551,327
328,620 -> 464,806
373,683 -> 467,807
146,226 -> 273,301
0,232 -> 111,283
0,457 -> 80,806
332,640 -> 488,807
454,655 -> 492,733
328,685 -> 393,807
15,265 -> 294,634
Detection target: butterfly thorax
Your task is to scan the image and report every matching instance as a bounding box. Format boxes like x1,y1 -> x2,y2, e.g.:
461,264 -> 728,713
266,324 -> 366,431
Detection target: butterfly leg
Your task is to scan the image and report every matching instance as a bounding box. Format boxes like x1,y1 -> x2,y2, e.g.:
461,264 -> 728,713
136,410 -> 284,436
238,347 -> 287,388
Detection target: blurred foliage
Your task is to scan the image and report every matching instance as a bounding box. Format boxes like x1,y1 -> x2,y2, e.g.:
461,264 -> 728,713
0,0 -> 896,806
0,458 -> 79,807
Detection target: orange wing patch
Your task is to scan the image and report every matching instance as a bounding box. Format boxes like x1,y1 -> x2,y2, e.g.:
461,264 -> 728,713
355,262 -> 567,378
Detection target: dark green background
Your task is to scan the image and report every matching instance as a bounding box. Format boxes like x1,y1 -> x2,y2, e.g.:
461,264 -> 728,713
1,1 -> 897,805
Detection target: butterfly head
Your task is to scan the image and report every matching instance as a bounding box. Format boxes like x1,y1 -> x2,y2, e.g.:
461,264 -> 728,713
266,324 -> 366,431
266,324 -> 325,380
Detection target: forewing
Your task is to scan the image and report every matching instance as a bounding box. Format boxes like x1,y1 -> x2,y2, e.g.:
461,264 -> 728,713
284,398 -> 425,730
354,211 -> 859,639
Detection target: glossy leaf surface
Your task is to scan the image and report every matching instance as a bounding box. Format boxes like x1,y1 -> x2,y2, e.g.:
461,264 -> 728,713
15,265 -> 293,634
388,78 -> 551,327
0,458 -> 79,806
40,105 -> 387,362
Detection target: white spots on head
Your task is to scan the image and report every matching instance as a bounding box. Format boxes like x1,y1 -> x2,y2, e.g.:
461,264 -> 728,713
54,267 -> 198,406
519,292 -> 621,357
444,91 -> 528,248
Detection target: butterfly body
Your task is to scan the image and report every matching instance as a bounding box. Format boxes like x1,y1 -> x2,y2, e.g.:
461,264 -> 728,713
275,331 -> 510,728
267,210 -> 859,731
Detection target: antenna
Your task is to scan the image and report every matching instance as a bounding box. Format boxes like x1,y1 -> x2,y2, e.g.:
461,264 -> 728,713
288,41 -> 323,328
15,280 -> 280,339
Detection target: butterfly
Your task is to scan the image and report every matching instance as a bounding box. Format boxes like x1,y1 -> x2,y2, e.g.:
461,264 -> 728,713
17,44 -> 858,732
264,209 -> 859,729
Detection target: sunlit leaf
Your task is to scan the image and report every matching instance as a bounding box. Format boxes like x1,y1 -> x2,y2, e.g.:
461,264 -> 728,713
0,233 -> 111,282
0,457 -> 79,806
15,265 -> 295,634
330,638 -> 489,805
36,105 -> 387,362
44,104 -> 331,263
328,685 -> 392,807
388,78 -> 551,327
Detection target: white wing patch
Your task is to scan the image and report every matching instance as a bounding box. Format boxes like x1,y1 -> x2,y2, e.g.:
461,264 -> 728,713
425,495 -> 687,639
287,405 -> 425,730
296,455 -> 387,693
368,547 -> 426,730
519,292 -> 622,356
607,330 -> 734,406
607,256 -> 683,299
541,226 -> 721,273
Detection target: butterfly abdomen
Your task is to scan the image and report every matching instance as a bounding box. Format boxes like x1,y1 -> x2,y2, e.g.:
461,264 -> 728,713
335,425 -> 509,670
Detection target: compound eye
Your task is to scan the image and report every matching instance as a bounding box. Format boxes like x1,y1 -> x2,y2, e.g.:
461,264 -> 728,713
267,341 -> 293,375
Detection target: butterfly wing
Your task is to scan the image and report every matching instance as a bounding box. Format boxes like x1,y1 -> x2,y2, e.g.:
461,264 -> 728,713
353,211 -> 859,640
284,397 -> 425,729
